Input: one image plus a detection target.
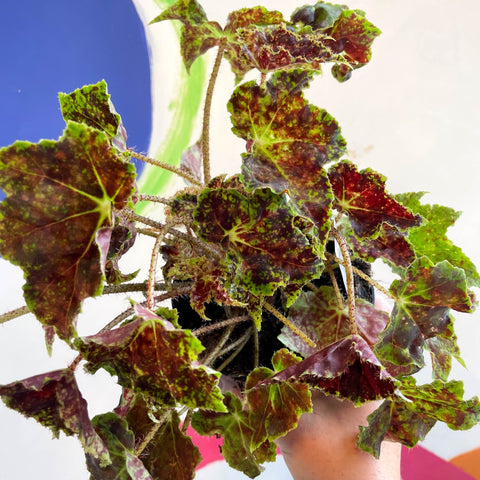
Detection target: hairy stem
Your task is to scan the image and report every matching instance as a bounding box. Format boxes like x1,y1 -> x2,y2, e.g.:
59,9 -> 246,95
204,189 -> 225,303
68,354 -> 83,372
123,209 -> 165,231
135,409 -> 171,457
0,305 -> 30,324
201,324 -> 235,366
325,252 -> 396,301
202,37 -> 227,184
123,210 -> 219,258
263,302 -> 316,349
193,314 -> 251,337
137,194 -> 172,205
330,228 -> 357,335
325,260 -> 345,308
129,150 -> 203,187
100,286 -> 193,333
147,221 -> 181,310
102,282 -> 169,295
216,327 -> 253,372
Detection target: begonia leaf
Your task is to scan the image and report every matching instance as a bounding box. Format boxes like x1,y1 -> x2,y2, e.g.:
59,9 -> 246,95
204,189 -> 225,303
105,214 -> 138,285
229,70 -> 345,236
358,398 -> 436,458
191,392 -> 276,478
59,80 -> 127,150
328,9 -> 381,81
396,192 -> 480,287
291,2 -> 345,29
180,140 -> 203,185
165,253 -> 243,319
0,121 -> 136,340
328,161 -> 421,237
359,378 -> 480,458
374,305 -> 425,376
391,257 -> 473,318
400,377 -> 480,430
223,5 -> 380,81
278,288 -> 388,357
150,0 -> 222,72
278,287 -> 351,356
225,6 -> 284,31
375,257 -> 473,373
263,335 -> 397,405
76,304 -> 225,411
425,314 -> 465,381
86,412 -> 153,480
0,369 -> 110,466
153,1 -> 380,80
245,349 -> 312,448
116,391 -> 201,479
341,222 -> 416,268
193,187 -> 323,296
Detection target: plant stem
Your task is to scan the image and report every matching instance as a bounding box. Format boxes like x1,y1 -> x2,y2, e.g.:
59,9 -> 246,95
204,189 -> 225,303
137,194 -> 172,205
123,209 -> 165,231
102,282 -> 169,295
193,314 -> 251,337
135,409 -> 171,457
0,305 -> 30,324
325,260 -> 345,308
202,37 -> 227,184
129,150 -> 203,187
201,324 -> 235,366
330,228 -> 357,335
325,252 -> 396,301
216,327 -> 253,372
147,221 -> 181,310
68,354 -> 83,371
100,286 -> 193,332
263,302 -> 316,349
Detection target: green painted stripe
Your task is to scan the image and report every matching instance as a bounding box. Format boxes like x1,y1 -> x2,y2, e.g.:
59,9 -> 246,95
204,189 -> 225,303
137,0 -> 206,213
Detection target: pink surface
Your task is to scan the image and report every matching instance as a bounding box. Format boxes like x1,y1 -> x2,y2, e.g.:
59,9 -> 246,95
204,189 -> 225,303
401,446 -> 475,480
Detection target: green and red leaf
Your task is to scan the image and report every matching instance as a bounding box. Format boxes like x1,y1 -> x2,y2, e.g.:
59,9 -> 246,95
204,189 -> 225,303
396,192 -> 480,287
115,393 -> 201,480
229,70 -> 345,236
0,122 -> 136,340
264,335 -> 397,405
375,257 -> 473,374
0,369 -> 110,466
150,0 -> 222,71
358,377 -> 480,458
86,412 -> 153,480
278,287 -> 389,357
328,161 -> 421,237
76,304 -> 225,411
105,214 -> 138,285
192,392 -> 277,478
245,349 -> 312,448
223,5 -> 380,80
59,80 -> 127,150
193,187 -> 324,296
358,398 -> 436,458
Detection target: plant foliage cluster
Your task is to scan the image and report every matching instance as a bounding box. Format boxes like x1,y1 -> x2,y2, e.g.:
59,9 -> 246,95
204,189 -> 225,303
1,1 -> 479,478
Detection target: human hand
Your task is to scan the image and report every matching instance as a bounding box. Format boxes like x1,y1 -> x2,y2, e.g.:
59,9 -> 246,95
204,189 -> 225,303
276,390 -> 402,480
